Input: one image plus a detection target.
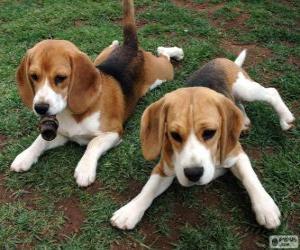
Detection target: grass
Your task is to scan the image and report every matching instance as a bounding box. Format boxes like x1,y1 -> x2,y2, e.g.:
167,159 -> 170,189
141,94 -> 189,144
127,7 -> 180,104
0,0 -> 299,249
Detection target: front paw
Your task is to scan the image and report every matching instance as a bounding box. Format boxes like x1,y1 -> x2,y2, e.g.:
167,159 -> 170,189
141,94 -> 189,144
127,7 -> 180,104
253,196 -> 281,229
11,150 -> 36,172
111,201 -> 145,230
74,160 -> 96,187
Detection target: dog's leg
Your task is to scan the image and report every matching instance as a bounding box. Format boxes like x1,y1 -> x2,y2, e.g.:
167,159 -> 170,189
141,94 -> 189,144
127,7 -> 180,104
74,132 -> 120,187
157,46 -> 184,61
237,102 -> 251,131
233,72 -> 295,130
11,134 -> 68,172
230,153 -> 281,229
111,168 -> 174,230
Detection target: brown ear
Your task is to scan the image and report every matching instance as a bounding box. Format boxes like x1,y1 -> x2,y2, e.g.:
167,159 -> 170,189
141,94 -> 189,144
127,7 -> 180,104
16,54 -> 34,109
140,97 -> 168,160
218,96 -> 244,163
68,53 -> 100,114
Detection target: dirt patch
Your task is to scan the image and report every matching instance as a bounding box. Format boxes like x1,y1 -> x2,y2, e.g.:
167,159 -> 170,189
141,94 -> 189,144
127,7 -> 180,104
111,238 -> 139,249
221,40 -> 272,67
74,19 -> 87,27
138,202 -> 202,249
197,188 -> 221,208
240,233 -> 266,250
113,18 -> 150,28
110,179 -> 144,204
289,193 -> 300,232
56,197 -> 85,239
217,11 -> 250,32
290,100 -> 300,117
171,0 -> 224,14
85,180 -> 105,195
288,56 -> 300,69
16,243 -> 34,250
0,174 -> 14,203
244,146 -> 274,161
0,134 -> 7,151
0,174 -> 40,209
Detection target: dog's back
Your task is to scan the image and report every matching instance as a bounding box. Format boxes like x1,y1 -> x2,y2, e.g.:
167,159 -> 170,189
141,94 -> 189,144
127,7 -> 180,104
96,0 -> 144,98
186,51 -> 248,100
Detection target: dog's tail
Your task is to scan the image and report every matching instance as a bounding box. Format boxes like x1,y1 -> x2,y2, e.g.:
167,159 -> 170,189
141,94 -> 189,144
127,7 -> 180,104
234,49 -> 247,67
123,0 -> 138,50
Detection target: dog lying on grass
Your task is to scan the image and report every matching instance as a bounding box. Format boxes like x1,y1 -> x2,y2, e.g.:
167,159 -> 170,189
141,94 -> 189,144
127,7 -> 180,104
11,0 -> 183,187
111,50 -> 295,230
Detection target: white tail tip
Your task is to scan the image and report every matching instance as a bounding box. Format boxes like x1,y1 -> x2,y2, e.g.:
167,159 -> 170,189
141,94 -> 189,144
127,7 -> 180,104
234,49 -> 247,67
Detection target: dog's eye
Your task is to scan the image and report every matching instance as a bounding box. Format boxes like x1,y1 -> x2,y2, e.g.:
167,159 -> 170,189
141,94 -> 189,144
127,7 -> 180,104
54,75 -> 67,85
170,132 -> 182,143
30,74 -> 39,81
202,129 -> 216,141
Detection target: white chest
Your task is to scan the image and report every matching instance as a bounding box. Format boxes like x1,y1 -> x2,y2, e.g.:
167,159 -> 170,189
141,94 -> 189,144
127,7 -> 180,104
57,110 -> 101,145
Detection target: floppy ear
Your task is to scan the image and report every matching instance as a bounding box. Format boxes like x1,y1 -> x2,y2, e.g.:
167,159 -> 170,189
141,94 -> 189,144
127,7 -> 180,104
68,53 -> 101,114
16,54 -> 34,109
218,96 -> 244,163
140,97 -> 168,160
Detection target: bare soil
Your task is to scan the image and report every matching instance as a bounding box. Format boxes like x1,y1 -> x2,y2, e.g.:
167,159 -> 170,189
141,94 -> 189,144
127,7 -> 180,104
56,197 -> 85,240
0,134 -> 7,151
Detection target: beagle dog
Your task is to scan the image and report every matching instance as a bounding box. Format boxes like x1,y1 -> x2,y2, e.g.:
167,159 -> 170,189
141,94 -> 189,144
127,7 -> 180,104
111,50 -> 295,230
10,0 -> 184,187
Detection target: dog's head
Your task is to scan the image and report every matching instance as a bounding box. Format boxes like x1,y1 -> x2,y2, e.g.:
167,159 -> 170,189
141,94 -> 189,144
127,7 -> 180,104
17,40 -> 101,115
141,87 -> 243,186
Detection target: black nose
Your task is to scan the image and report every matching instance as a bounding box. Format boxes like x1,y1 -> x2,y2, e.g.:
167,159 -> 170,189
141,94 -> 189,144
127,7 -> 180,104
34,103 -> 49,115
184,167 -> 204,182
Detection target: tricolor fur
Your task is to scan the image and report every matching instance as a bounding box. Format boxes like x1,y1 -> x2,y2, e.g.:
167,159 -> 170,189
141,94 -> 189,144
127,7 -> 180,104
11,0 -> 184,187
111,51 -> 295,230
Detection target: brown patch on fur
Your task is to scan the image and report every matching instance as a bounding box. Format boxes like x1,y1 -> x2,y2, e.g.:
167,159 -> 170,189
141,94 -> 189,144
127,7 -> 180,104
56,197 -> 85,239
152,162 -> 166,176
16,53 -> 34,108
213,58 -> 250,88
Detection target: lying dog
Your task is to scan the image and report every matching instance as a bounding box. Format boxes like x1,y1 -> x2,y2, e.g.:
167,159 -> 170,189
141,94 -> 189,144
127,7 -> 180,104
11,0 -> 183,187
111,50 -> 295,230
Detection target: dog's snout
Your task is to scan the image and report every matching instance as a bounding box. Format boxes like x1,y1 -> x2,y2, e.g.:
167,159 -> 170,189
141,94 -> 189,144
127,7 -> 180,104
34,103 -> 49,115
184,167 -> 204,182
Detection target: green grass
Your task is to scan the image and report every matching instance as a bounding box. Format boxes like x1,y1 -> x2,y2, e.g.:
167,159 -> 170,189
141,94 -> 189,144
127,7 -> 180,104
0,0 -> 299,249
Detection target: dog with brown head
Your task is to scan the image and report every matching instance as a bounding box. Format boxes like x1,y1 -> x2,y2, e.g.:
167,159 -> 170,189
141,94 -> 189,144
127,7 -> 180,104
11,0 -> 184,187
111,50 -> 292,230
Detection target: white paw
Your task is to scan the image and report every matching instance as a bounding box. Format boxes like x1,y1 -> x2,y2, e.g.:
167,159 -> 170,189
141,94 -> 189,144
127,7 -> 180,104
111,201 -> 145,230
74,160 -> 96,187
280,113 -> 295,131
10,150 -> 36,172
253,196 -> 281,229
157,46 -> 184,61
110,40 -> 119,47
